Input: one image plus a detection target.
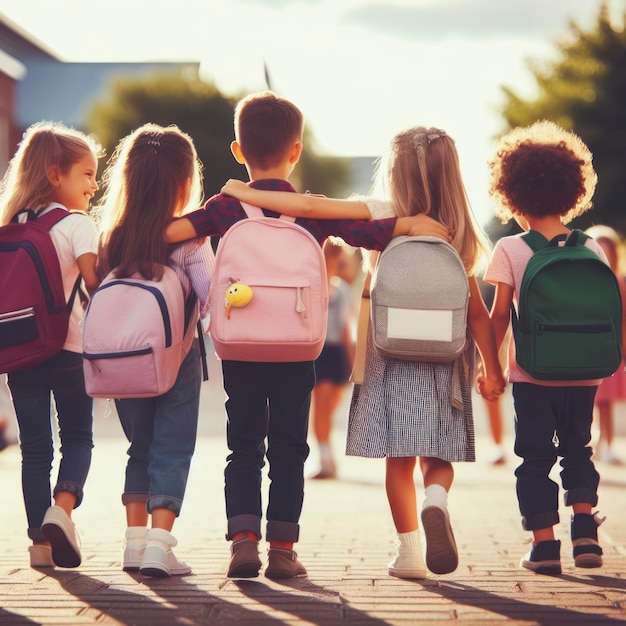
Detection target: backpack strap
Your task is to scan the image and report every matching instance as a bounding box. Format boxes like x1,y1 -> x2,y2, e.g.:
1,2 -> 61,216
16,208 -> 84,310
522,229 -> 578,251
565,229 -> 588,247
183,292 -> 208,382
33,207 -> 72,230
240,200 -> 296,223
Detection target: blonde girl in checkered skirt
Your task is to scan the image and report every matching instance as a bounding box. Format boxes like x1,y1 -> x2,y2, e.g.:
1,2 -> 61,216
348,127 -> 504,579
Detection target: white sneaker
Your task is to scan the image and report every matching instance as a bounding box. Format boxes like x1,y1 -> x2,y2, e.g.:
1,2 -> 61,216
387,531 -> 427,579
123,528 -> 148,571
140,544 -> 192,578
139,529 -> 191,578
29,544 -> 55,568
41,505 -> 81,568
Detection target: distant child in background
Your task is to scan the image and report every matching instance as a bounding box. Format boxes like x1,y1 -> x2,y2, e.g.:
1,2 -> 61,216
585,224 -> 626,465
222,125 -> 506,580
310,240 -> 356,479
0,122 -> 101,569
486,120 -> 606,575
167,91 -> 449,581
96,124 -> 214,577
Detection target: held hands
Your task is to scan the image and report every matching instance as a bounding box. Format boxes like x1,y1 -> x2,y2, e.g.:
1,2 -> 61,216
476,374 -> 506,402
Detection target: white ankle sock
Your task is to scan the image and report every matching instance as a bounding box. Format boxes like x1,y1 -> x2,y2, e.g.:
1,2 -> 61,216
125,527 -> 148,543
397,530 -> 422,552
147,528 -> 177,551
423,484 -> 448,510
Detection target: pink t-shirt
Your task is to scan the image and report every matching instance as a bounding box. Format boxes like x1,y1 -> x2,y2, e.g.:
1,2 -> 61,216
484,232 -> 608,387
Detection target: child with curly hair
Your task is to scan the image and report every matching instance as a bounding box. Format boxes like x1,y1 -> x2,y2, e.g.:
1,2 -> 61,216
485,120 -> 606,575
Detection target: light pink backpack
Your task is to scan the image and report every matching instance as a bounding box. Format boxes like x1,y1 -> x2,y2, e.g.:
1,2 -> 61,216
209,202 -> 328,362
82,266 -> 195,398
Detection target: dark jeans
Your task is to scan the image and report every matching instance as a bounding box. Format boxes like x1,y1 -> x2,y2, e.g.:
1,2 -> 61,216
222,360 -> 315,543
8,350 -> 93,542
116,340 -> 201,516
512,383 -> 599,531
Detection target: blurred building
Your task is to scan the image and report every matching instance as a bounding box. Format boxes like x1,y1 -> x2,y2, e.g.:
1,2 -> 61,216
0,11 -> 199,175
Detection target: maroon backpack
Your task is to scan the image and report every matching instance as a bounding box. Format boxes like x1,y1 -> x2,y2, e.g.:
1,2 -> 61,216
0,208 -> 80,373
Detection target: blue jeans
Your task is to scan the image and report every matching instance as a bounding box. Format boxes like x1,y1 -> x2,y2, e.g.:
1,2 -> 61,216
222,360 -> 314,543
7,350 -> 93,542
115,340 -> 201,516
512,383 -> 600,531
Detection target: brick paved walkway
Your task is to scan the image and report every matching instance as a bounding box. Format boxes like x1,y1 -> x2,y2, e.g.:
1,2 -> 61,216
1,424 -> 625,625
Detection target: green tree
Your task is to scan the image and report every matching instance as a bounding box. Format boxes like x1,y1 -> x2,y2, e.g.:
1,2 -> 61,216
497,4 -> 626,235
88,73 -> 349,200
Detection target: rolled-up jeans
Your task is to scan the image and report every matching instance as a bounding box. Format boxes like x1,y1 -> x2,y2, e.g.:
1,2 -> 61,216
8,350 -> 93,542
116,339 -> 201,516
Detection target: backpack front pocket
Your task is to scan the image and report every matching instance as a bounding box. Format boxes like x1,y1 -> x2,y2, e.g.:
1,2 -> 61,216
531,319 -> 621,379
0,307 -> 38,348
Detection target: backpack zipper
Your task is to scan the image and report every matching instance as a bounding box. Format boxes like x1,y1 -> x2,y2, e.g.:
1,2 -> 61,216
537,322 -> 612,335
296,286 -> 307,317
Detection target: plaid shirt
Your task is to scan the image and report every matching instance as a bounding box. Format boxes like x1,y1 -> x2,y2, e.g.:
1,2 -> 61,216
186,179 -> 396,250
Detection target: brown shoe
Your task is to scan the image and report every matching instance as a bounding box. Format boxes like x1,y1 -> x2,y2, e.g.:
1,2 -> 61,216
265,548 -> 307,579
226,538 -> 262,578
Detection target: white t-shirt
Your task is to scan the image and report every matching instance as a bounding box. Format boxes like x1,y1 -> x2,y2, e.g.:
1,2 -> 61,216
35,203 -> 98,353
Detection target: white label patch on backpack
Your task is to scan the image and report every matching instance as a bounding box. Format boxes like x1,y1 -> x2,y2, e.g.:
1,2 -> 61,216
371,235 -> 468,362
387,308 -> 454,342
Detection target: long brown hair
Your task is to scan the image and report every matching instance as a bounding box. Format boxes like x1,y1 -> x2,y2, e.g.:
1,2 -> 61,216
96,123 -> 203,280
0,121 -> 101,226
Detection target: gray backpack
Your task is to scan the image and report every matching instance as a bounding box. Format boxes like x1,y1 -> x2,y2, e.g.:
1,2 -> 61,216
370,235 -> 469,362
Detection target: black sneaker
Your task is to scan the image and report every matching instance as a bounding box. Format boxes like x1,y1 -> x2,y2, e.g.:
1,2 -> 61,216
571,512 -> 605,568
520,539 -> 561,575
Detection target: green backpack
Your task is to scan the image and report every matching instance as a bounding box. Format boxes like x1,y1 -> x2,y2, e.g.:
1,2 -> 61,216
512,229 -> 622,380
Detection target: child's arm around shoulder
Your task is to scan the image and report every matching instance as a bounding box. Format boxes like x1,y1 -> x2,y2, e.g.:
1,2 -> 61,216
220,179 -> 371,220
393,214 -> 451,241
165,217 -> 198,244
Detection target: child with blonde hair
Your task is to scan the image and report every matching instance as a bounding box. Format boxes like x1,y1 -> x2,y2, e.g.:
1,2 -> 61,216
0,121 -> 101,568
96,123 -> 214,577
222,125 -> 505,579
485,120 -> 606,574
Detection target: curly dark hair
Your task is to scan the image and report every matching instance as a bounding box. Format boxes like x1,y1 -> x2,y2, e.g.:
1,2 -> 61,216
489,121 -> 597,224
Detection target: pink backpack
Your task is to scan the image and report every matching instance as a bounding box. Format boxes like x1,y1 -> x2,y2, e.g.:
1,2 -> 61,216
82,266 -> 196,398
209,202 -> 328,362
0,208 -> 79,373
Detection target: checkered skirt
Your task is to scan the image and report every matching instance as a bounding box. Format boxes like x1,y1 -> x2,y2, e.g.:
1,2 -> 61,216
346,329 -> 476,462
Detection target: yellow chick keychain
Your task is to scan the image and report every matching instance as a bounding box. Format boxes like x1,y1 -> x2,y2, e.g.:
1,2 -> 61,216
225,281 -> 253,319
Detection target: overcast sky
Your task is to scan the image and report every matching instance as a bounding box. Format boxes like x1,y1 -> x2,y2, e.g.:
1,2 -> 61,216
1,0 -> 623,224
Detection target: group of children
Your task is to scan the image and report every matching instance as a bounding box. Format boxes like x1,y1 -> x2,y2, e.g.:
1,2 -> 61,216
0,89 -> 614,580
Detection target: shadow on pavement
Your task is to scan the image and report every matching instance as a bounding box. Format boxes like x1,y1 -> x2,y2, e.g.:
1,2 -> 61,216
234,578 -> 392,625
0,609 -> 40,625
421,578 -> 623,625
44,570 -> 273,626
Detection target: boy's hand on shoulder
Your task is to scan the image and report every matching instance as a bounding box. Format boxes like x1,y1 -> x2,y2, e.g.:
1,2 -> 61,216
476,375 -> 505,402
221,179 -> 249,198
406,214 -> 450,241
